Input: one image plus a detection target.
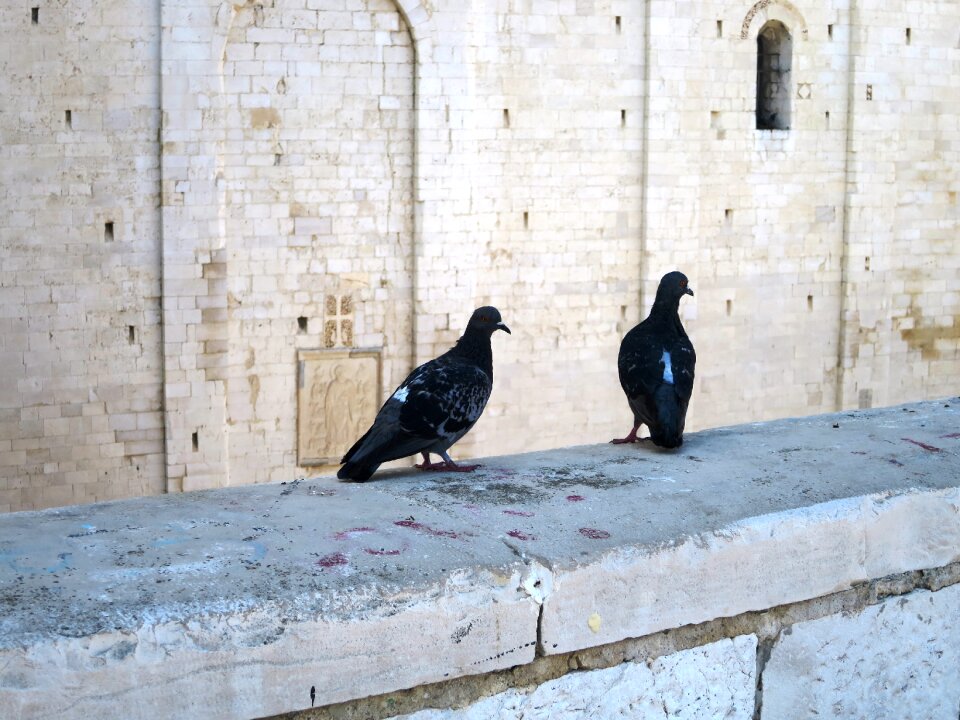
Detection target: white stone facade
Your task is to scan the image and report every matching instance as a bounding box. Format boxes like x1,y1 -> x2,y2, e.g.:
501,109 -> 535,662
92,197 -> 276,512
397,636 -> 758,720
1,0 -> 959,510
762,584 -> 960,719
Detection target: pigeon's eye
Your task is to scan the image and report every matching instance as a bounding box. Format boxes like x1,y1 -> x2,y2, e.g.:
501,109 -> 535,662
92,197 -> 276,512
679,279 -> 687,288
479,315 -> 488,322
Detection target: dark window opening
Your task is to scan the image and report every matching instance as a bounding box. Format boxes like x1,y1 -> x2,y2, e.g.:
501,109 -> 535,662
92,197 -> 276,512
756,21 -> 792,130
104,221 -> 114,241
31,7 -> 39,24
65,109 -> 72,129
297,316 -> 308,333
716,20 -> 723,38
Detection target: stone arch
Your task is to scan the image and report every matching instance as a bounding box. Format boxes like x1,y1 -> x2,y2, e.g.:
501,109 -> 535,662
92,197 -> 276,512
740,0 -> 808,40
756,20 -> 792,130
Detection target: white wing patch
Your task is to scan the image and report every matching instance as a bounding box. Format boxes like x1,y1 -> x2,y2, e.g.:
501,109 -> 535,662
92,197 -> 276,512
392,386 -> 410,403
660,350 -> 674,384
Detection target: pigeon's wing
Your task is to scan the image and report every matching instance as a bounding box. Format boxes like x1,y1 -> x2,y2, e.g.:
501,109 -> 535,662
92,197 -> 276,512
398,357 -> 492,449
339,360 -> 439,468
671,334 -> 696,404
618,322 -> 666,400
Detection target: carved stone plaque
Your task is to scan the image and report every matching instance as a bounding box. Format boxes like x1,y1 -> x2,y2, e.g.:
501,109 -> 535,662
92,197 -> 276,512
298,349 -> 381,466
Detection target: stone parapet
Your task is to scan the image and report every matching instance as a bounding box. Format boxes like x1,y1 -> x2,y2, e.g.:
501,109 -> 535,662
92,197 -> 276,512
1,400 -> 958,719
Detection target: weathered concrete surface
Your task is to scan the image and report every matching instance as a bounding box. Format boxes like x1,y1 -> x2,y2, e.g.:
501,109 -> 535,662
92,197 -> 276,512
761,583 -> 960,719
393,635 -> 757,720
0,400 -> 959,719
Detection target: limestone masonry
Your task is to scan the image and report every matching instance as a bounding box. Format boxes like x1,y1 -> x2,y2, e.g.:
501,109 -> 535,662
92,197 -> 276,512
1,0 -> 958,510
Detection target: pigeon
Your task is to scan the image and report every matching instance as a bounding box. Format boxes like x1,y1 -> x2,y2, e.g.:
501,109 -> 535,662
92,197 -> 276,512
337,306 -> 511,481
612,271 -> 696,449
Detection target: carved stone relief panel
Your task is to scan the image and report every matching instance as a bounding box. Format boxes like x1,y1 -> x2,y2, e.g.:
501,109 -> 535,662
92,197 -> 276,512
298,349 -> 381,466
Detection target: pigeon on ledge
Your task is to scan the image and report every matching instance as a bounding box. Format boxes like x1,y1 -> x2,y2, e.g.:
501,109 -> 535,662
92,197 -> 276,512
337,306 -> 510,482
612,271 -> 696,449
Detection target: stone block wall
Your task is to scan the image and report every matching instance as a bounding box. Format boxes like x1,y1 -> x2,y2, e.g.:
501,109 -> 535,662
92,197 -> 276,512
0,0 -> 164,511
1,0 -> 958,511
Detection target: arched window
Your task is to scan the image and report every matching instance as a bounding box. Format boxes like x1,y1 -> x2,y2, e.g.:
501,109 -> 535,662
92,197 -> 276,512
756,21 -> 792,130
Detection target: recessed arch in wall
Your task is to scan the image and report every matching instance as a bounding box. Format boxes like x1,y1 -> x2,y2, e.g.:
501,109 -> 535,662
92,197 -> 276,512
213,0 -> 418,484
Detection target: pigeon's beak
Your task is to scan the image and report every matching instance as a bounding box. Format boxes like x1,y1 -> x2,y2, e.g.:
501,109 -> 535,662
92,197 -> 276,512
496,322 -> 511,334
685,287 -> 694,297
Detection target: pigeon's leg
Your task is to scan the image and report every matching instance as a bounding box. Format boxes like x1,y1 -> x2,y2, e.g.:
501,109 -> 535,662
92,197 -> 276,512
438,450 -> 480,473
416,452 -> 453,471
416,452 -> 443,470
610,425 -> 640,444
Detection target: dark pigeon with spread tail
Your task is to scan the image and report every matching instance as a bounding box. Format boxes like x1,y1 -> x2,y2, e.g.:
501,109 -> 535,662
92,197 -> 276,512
612,271 -> 696,448
338,306 -> 510,482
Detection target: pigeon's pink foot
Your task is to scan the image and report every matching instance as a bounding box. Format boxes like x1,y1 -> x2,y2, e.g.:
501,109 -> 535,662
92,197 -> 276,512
610,427 -> 639,444
415,460 -> 450,471
444,462 -> 480,473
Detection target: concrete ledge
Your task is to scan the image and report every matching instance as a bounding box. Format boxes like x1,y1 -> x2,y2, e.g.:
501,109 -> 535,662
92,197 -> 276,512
1,400 -> 959,719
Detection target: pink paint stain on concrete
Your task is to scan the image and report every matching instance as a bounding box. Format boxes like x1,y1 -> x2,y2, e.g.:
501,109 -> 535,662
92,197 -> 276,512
333,527 -> 376,541
507,530 -> 535,541
902,437 -> 942,452
566,495 -> 586,502
579,528 -> 611,540
364,548 -> 402,556
503,509 -> 534,517
317,552 -> 348,568
394,519 -> 460,539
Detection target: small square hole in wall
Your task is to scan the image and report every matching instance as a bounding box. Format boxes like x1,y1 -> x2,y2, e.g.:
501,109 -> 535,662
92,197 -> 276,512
31,7 -> 39,24
502,109 -> 510,128
192,431 -> 199,451
297,316 -> 308,334
523,211 -> 529,229
905,28 -> 911,45
104,221 -> 114,241
725,299 -> 732,316
65,110 -> 72,129
615,16 -> 621,34
864,256 -> 871,271
716,20 -> 723,38
620,109 -> 627,127
828,24 -> 834,40
127,325 -> 135,344
807,295 -> 813,311
724,208 -> 733,226
825,111 -> 830,129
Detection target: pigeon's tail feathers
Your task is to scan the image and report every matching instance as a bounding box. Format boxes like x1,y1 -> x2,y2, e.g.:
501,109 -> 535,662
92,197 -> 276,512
337,420 -> 429,481
650,384 -> 684,449
337,459 -> 378,482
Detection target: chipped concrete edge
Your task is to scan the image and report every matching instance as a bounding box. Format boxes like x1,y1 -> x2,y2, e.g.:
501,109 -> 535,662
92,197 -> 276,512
1,565 -> 539,720
540,486 -> 960,654
273,562 -> 960,720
